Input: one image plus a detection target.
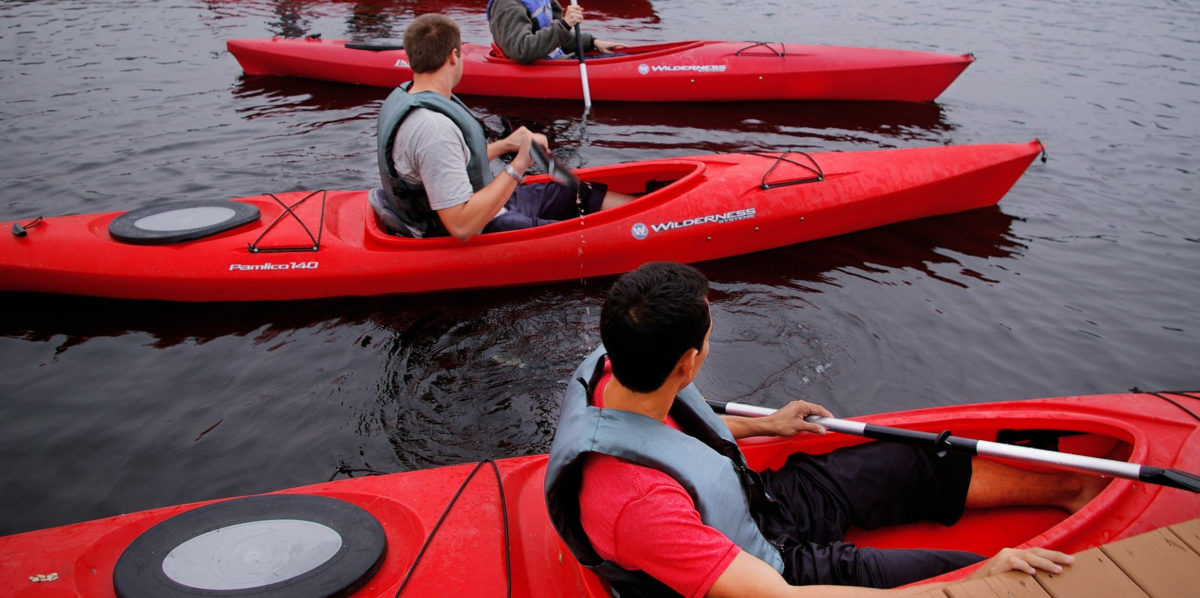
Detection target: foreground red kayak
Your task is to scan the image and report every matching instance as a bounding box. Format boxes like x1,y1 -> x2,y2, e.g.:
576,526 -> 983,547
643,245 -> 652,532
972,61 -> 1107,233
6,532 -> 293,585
2,391 -> 1197,597
0,141 -> 1041,302
227,38 -> 974,102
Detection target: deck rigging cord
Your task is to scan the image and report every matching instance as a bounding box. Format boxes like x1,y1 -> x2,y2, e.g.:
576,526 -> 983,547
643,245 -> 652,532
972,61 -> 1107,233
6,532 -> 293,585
394,459 -> 512,597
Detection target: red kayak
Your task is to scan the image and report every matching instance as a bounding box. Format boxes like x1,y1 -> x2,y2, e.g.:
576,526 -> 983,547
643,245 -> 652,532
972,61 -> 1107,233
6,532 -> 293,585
1,391 -> 1196,597
226,38 -> 974,102
0,141 -> 1041,302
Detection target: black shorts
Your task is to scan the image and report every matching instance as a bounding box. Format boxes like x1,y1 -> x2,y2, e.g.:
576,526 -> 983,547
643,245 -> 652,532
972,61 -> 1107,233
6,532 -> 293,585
483,181 -> 607,233
759,442 -> 984,588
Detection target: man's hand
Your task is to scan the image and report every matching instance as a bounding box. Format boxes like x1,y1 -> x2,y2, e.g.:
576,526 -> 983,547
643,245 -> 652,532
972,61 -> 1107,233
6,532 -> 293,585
970,547 -> 1074,578
562,3 -> 584,27
756,400 -> 833,437
721,400 -> 833,439
594,40 -> 626,53
500,126 -> 548,174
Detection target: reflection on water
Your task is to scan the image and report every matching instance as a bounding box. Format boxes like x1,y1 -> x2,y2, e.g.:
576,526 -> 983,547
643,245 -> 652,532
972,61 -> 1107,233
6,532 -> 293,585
207,0 -> 657,39
343,2 -> 402,39
231,76 -> 388,125
269,1 -> 313,38
229,75 -> 956,162
0,207 -> 1016,353
478,99 -> 955,160
703,207 -> 1020,293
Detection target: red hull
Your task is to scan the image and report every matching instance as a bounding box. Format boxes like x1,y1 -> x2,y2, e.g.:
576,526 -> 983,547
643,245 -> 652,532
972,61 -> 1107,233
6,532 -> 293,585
227,38 -> 974,102
0,142 -> 1042,302
2,392 -> 1197,596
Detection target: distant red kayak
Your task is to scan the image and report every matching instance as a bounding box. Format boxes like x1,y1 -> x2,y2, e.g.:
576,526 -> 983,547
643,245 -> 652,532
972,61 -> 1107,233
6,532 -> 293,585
1,392 -> 1196,597
1,142 -> 1041,302
226,38 -> 974,102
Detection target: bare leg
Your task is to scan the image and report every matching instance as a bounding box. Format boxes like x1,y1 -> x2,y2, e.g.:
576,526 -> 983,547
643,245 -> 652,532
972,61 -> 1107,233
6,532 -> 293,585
966,457 -> 1110,513
599,190 -> 636,211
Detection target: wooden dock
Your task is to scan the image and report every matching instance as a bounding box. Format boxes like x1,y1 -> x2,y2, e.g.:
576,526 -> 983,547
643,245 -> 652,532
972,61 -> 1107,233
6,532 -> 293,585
912,518 -> 1200,598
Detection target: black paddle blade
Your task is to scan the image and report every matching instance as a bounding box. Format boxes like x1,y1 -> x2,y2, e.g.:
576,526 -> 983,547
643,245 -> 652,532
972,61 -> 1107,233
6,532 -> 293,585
531,143 -> 581,191
1141,466 -> 1200,493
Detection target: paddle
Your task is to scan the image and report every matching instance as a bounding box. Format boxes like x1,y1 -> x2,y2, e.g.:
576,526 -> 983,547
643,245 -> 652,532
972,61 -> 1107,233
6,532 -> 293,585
706,399 -> 1200,494
531,142 -> 581,191
569,0 -> 592,110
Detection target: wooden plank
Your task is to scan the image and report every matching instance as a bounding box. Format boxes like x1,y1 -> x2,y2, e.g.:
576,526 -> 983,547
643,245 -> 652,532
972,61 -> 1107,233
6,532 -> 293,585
904,586 -> 950,598
944,572 -> 1051,598
1035,546 -> 1148,598
1167,518 -> 1200,555
1100,528 -> 1200,598
907,519 -> 1200,597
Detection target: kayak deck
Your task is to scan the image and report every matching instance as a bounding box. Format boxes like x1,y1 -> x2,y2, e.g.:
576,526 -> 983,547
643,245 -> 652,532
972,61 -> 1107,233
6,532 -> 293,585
1,392 -> 1196,596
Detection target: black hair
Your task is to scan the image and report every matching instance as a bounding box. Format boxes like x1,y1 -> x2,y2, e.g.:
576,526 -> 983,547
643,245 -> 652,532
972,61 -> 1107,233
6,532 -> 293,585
600,262 -> 710,393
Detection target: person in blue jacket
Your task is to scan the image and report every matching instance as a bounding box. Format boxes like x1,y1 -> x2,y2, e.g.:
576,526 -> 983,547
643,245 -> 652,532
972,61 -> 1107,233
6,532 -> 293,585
488,0 -> 625,63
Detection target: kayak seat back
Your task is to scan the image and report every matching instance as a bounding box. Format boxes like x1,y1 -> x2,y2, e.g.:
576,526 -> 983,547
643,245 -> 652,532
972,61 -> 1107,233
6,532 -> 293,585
108,200 -> 260,245
367,188 -> 422,238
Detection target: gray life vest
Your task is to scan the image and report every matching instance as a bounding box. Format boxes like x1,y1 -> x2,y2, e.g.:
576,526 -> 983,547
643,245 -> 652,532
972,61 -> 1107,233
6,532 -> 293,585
544,346 -> 785,597
375,82 -> 492,237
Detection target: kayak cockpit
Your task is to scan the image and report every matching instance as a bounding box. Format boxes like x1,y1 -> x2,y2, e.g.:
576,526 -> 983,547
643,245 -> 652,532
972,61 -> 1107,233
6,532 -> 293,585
363,159 -> 708,245
740,413 -> 1137,566
483,40 -> 707,65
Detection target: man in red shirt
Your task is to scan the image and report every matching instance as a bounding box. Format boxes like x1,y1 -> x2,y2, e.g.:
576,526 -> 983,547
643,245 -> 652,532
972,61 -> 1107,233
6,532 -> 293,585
546,262 -> 1097,597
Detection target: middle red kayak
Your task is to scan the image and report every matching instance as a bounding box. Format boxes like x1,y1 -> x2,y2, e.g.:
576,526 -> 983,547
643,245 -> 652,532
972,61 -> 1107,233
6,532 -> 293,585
0,141 -> 1042,302
227,38 -> 975,102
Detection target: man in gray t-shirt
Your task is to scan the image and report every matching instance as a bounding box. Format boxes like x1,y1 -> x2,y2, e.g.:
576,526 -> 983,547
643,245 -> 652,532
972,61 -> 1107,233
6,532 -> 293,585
391,109 -> 480,215
378,14 -> 632,242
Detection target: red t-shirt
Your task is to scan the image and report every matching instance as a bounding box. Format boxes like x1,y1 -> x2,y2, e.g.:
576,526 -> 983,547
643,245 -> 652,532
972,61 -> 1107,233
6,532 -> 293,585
577,364 -> 740,598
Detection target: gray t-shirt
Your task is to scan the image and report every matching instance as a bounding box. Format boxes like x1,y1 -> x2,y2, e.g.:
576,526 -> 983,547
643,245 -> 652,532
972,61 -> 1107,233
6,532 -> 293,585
390,108 -> 475,211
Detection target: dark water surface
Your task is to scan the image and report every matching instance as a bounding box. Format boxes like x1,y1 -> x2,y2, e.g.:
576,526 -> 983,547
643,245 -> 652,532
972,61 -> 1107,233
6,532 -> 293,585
1,0 -> 1197,535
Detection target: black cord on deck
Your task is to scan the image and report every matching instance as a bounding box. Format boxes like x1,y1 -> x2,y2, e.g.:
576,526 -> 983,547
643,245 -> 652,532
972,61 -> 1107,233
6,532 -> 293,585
1138,389 -> 1200,423
395,459 -> 511,598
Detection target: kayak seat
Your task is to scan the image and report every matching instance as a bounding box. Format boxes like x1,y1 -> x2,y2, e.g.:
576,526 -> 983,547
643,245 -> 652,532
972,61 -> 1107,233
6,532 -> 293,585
367,188 -> 422,238
644,179 -> 674,195
108,200 -> 260,245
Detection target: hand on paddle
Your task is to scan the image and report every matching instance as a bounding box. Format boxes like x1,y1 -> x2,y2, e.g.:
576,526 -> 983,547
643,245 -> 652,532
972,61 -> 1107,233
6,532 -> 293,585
562,3 -> 584,27
561,4 -> 625,54
496,126 -> 549,174
722,400 -> 832,440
